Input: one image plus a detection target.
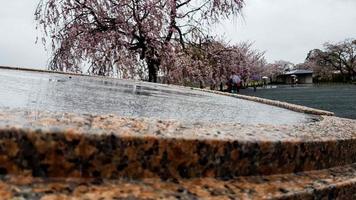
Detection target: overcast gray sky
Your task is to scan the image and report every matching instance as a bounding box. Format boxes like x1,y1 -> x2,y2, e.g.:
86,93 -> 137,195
0,1 -> 48,69
0,0 -> 355,69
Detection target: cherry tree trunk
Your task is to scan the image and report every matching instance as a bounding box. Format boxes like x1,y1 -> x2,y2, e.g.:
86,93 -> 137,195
147,58 -> 159,83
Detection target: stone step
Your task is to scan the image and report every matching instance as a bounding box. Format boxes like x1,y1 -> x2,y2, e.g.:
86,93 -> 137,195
1,163 -> 356,199
0,109 -> 355,180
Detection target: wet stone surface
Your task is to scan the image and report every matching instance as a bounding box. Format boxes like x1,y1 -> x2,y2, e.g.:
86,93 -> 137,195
0,68 -> 314,125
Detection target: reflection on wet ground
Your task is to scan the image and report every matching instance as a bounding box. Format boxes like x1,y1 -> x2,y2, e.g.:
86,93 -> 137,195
0,69 -> 314,125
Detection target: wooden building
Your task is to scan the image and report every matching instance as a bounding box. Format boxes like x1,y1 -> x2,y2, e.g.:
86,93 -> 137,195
277,70 -> 313,84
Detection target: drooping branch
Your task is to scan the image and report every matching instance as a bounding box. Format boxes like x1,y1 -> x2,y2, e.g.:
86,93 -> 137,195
36,0 -> 245,82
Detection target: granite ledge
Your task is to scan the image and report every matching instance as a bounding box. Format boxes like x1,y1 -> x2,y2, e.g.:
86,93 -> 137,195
1,163 -> 356,200
0,109 -> 355,179
0,109 -> 354,142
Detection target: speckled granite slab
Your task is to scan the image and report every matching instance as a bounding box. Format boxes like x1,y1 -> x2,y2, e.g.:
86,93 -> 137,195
2,163 -> 356,200
0,67 -> 356,199
0,109 -> 355,180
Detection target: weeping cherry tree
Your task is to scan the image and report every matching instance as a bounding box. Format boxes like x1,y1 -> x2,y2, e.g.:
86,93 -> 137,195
35,0 -> 245,82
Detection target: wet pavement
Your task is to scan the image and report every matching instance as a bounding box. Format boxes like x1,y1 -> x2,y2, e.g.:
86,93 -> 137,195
0,68 -> 313,125
240,84 -> 356,119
